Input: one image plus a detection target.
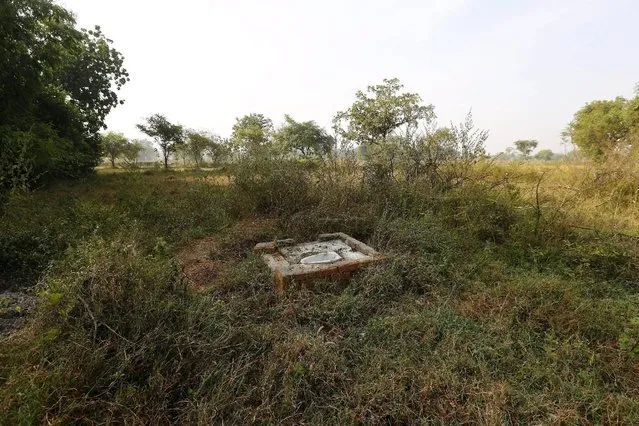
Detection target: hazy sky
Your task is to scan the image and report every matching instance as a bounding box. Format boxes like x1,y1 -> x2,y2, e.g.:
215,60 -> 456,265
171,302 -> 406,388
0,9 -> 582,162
60,0 -> 638,153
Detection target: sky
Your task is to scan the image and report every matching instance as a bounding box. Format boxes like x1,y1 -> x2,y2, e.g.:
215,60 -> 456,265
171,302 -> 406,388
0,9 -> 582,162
60,0 -> 639,153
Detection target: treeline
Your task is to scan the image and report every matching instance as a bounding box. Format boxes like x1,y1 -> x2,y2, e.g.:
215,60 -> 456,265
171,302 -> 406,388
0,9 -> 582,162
109,112 -> 335,169
498,87 -> 639,162
498,140 -> 567,161
2,0 -> 638,201
108,81 -> 639,169
121,78 -> 490,193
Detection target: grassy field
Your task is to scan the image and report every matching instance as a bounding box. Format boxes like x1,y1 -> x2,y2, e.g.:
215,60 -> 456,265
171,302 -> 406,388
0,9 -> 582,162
1,157 -> 639,424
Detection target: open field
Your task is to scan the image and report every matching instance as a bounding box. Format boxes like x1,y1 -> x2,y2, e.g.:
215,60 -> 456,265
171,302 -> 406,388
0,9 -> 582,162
4,0 -> 639,423
1,157 -> 639,424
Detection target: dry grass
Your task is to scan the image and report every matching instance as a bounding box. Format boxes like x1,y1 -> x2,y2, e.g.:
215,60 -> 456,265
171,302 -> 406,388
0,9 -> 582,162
1,157 -> 639,424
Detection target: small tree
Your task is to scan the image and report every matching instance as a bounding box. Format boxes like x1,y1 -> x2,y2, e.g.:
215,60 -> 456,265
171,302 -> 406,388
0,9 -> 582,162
393,111 -> 488,186
275,115 -> 334,158
136,114 -> 184,169
204,136 -> 230,164
563,97 -> 638,159
500,147 -> 518,160
121,140 -> 144,168
534,149 -> 554,161
443,111 -> 488,183
185,131 -> 212,168
335,78 -> 434,179
134,139 -> 159,163
101,132 -> 128,168
400,125 -> 454,184
231,114 -> 273,157
514,139 -> 538,158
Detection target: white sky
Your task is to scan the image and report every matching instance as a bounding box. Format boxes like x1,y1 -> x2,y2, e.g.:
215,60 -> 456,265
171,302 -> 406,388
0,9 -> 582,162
60,0 -> 638,153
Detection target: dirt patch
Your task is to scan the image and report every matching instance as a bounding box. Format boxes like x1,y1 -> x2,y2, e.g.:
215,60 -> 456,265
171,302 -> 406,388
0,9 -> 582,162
176,237 -> 219,289
216,218 -> 279,258
176,218 -> 279,289
182,261 -> 222,290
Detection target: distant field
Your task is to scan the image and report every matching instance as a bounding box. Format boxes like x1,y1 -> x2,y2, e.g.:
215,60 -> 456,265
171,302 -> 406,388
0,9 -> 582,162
2,158 -> 639,424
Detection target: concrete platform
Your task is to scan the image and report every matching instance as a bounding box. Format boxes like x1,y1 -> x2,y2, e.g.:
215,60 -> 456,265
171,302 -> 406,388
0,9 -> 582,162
253,233 -> 384,293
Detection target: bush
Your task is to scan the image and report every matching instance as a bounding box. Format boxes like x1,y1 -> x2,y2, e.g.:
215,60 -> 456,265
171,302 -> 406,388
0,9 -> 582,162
0,236 -> 261,423
232,158 -> 315,215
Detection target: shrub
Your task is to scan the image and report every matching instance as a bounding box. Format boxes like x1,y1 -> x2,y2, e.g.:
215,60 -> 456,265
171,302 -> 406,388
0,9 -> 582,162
232,158 -> 314,215
0,237 -> 259,423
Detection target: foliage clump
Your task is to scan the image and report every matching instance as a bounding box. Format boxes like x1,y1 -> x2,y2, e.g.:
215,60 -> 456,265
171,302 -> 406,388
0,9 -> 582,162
0,0 -> 129,197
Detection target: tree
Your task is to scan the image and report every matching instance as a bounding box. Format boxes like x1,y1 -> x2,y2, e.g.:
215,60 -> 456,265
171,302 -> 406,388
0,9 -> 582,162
101,132 -> 128,168
274,115 -> 334,158
563,97 -> 639,159
514,139 -> 538,158
185,131 -> 212,167
121,140 -> 144,168
134,139 -> 159,163
137,114 -> 184,169
204,137 -> 230,164
499,147 -> 518,160
334,78 -> 434,147
0,0 -> 128,197
231,114 -> 273,156
534,149 -> 554,161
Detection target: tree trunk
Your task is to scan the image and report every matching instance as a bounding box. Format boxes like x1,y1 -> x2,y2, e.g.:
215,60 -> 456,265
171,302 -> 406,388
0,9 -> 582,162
164,153 -> 169,169
110,157 -> 116,168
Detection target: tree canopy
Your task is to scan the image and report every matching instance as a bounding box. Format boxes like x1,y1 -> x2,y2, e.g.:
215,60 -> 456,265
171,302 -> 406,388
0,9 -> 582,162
275,115 -> 334,158
534,149 -> 554,161
231,114 -> 273,156
0,0 -> 128,195
334,78 -> 434,146
137,115 -> 184,169
121,140 -> 144,167
101,132 -> 129,168
185,131 -> 223,167
514,139 -> 538,158
563,96 -> 639,159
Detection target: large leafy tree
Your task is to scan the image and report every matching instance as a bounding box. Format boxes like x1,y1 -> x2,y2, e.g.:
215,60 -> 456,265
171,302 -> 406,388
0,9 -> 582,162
334,78 -> 433,146
275,115 -> 334,158
231,114 -> 273,156
0,0 -> 128,195
137,115 -> 184,169
563,97 -> 639,159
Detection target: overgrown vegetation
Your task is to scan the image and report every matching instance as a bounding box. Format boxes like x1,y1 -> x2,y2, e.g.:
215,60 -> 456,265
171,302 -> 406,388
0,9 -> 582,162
2,150 -> 639,423
2,2 -> 639,423
0,0 -> 128,198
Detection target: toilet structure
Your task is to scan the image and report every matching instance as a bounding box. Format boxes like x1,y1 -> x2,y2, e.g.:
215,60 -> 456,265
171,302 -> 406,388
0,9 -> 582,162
253,232 -> 384,293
